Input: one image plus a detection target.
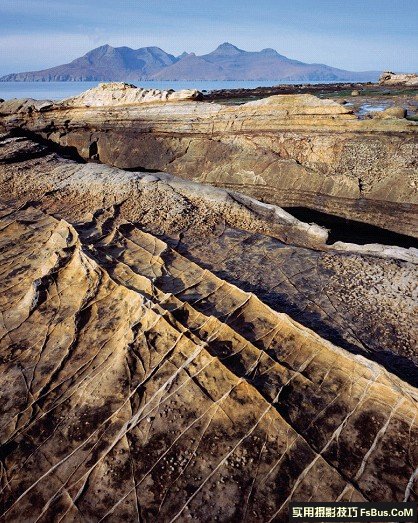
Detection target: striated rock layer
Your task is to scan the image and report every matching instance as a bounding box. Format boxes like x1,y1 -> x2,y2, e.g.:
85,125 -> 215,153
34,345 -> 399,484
0,135 -> 417,521
61,82 -> 203,106
0,86 -> 417,237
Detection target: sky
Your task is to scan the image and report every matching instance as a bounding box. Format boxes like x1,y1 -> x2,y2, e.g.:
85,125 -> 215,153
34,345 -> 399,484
0,0 -> 417,76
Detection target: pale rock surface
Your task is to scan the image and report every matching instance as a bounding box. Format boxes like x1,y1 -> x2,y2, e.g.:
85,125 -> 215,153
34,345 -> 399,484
379,71 -> 418,86
61,82 -> 203,107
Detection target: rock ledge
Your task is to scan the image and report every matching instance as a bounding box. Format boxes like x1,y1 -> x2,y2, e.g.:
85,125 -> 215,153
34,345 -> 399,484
61,81 -> 203,107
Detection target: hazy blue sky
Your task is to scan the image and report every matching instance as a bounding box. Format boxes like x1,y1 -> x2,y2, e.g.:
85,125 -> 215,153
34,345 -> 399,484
0,0 -> 416,75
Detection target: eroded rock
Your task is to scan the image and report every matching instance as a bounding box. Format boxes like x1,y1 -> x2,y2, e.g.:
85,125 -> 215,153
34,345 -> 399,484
0,124 -> 417,522
372,106 -> 407,119
379,71 -> 418,86
0,203 -> 416,522
61,82 -> 203,107
1,90 -> 417,236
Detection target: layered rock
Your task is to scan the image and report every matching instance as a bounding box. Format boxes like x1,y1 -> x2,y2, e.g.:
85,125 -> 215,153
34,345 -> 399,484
379,71 -> 418,86
0,136 -> 417,522
0,135 -> 416,382
1,87 -> 417,237
61,82 -> 203,106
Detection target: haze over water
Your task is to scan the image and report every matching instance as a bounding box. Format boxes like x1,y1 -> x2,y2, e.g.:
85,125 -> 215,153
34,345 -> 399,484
0,80 -> 359,101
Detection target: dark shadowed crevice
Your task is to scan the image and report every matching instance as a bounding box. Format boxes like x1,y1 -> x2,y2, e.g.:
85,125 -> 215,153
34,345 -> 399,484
123,165 -> 162,173
9,128 -> 86,163
88,140 -> 99,161
284,206 -> 418,249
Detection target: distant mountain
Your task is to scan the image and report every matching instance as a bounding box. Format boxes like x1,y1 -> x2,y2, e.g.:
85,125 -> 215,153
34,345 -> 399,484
0,44 -> 177,82
0,42 -> 380,82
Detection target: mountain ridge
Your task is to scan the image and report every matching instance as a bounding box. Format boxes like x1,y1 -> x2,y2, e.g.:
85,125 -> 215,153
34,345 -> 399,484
0,42 -> 380,82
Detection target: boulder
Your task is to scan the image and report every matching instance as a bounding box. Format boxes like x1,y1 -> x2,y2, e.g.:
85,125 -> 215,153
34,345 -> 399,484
379,71 -> 418,86
60,81 -> 203,107
373,106 -> 407,119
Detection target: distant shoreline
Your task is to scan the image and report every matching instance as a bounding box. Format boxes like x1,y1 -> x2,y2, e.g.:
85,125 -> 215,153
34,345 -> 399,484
0,80 -> 378,102
1,80 -> 417,104
0,78 -> 375,83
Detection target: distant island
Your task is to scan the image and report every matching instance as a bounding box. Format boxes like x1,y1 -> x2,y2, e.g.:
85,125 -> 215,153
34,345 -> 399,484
0,42 -> 380,82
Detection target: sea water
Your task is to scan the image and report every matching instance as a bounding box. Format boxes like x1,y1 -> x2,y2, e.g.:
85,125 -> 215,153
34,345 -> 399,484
0,80 -> 352,101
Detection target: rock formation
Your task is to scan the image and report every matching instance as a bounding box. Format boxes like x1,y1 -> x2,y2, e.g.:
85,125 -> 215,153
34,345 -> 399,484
379,71 -> 418,86
1,71 -> 418,521
1,85 -> 417,237
61,83 -> 203,107
0,133 -> 417,521
372,106 -> 407,119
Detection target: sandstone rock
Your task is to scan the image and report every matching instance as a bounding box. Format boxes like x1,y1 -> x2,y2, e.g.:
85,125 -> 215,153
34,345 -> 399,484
1,90 -> 416,236
1,199 -> 418,521
243,93 -> 354,115
61,81 -> 203,107
372,106 -> 407,119
379,71 -> 418,86
332,241 -> 418,263
351,89 -> 360,96
0,135 -> 416,379
0,135 -> 417,521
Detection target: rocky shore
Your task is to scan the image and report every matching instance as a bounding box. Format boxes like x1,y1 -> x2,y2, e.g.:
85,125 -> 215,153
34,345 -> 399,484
203,81 -> 418,107
0,84 -> 417,521
204,81 -> 374,101
1,82 -> 417,237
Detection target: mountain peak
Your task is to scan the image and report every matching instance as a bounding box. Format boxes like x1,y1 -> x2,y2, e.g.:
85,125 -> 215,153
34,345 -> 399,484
210,42 -> 243,55
177,51 -> 189,60
0,42 -> 379,83
85,44 -> 117,58
89,44 -> 114,53
260,48 -> 278,56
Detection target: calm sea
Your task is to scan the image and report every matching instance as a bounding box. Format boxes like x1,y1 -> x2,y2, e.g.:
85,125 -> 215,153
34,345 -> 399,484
0,80 -> 347,101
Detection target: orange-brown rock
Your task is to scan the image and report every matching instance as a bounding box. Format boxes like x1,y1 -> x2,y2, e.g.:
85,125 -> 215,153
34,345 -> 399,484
0,135 -> 417,521
1,85 -> 417,236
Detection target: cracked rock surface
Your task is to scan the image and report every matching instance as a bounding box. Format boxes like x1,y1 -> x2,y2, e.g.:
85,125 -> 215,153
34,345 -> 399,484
0,135 -> 417,521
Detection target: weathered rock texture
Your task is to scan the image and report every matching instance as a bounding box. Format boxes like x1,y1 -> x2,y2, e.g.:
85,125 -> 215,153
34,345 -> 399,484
379,71 -> 418,86
1,88 -> 417,237
0,135 -> 417,521
62,82 -> 203,106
